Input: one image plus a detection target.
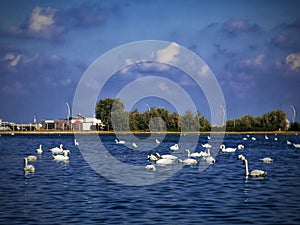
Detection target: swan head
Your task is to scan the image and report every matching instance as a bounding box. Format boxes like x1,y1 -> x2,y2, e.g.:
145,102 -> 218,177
238,144 -> 244,149
155,153 -> 161,159
220,144 -> 225,150
238,154 -> 246,161
63,150 -> 71,155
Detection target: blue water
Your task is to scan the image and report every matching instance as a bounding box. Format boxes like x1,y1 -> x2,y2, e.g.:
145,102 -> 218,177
0,133 -> 300,224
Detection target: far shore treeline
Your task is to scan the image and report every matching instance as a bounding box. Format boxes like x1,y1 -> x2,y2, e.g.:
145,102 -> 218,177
96,98 -> 300,132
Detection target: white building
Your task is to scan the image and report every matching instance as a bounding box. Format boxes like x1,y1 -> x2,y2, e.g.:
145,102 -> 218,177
71,115 -> 104,131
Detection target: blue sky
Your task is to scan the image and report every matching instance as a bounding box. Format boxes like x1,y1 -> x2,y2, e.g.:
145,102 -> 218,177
0,0 -> 300,124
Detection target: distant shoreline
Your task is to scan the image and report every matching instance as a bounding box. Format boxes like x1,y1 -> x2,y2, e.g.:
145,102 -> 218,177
0,130 -> 299,135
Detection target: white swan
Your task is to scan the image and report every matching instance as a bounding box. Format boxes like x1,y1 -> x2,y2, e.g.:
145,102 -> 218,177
145,164 -> 156,171
155,139 -> 160,144
287,140 -> 292,145
220,144 -> 236,153
170,144 -> 179,151
207,136 -> 211,140
185,149 -> 206,158
158,153 -> 178,160
204,156 -> 216,164
238,155 -> 266,177
242,137 -> 248,141
36,144 -> 43,154
265,135 -> 269,140
132,143 -> 138,148
238,144 -> 244,150
26,155 -> 37,161
115,139 -> 126,144
50,144 -> 64,154
74,139 -> 79,146
202,143 -> 212,149
179,158 -> 198,165
260,157 -> 274,163
147,153 -> 160,161
203,148 -> 216,163
53,150 -> 70,161
24,157 -> 35,173
156,158 -> 174,165
251,137 -> 256,141
293,143 -> 300,148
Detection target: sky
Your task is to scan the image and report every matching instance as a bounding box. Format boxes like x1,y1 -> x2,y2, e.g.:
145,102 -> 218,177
0,0 -> 300,125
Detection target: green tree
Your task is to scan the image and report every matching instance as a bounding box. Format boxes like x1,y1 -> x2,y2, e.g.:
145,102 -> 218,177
198,111 -> 211,131
181,110 -> 200,132
95,98 -> 127,131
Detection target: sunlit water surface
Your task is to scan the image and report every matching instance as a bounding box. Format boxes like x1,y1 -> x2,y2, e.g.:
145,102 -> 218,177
0,133 -> 299,224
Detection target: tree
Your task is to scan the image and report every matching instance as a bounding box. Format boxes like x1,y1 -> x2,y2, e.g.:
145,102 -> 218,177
197,111 -> 211,131
95,98 -> 128,131
181,110 -> 200,132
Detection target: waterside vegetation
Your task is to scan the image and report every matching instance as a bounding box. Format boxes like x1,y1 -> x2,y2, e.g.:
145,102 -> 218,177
95,98 -> 299,132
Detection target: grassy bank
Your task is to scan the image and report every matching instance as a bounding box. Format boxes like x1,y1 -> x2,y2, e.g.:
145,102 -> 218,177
0,130 -> 299,135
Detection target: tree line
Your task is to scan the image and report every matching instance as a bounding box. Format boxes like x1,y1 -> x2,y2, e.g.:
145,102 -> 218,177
95,98 -> 296,132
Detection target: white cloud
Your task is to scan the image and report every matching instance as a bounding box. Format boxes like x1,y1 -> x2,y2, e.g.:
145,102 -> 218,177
3,53 -> 22,67
198,64 -> 209,76
286,53 -> 300,71
29,6 -> 56,32
156,42 -> 180,64
242,53 -> 265,67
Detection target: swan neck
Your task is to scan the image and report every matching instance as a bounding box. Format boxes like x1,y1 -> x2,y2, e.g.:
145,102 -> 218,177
207,148 -> 211,156
24,157 -> 28,166
244,159 -> 249,176
186,149 -> 191,157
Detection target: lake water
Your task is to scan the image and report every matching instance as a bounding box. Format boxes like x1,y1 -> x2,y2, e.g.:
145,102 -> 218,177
0,133 -> 300,224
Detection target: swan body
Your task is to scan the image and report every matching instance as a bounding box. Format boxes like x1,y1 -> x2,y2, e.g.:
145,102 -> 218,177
238,144 -> 244,150
132,143 -> 138,148
53,150 -> 70,161
220,144 -> 236,153
156,158 -> 174,165
243,137 -> 248,141
26,155 -> 37,161
207,136 -> 211,140
24,157 -> 35,173
293,143 -> 300,148
50,144 -> 64,154
115,139 -> 126,144
251,137 -> 256,141
238,155 -> 266,177
145,165 -> 156,171
159,154 -> 178,160
287,140 -> 292,145
260,157 -> 274,163
274,137 -> 278,141
204,156 -> 216,164
265,135 -> 269,140
185,149 -> 206,158
155,139 -> 160,144
202,143 -> 212,149
74,139 -> 79,146
179,158 -> 198,165
36,144 -> 43,154
170,144 -> 179,151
